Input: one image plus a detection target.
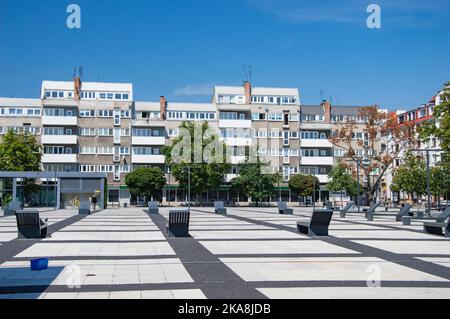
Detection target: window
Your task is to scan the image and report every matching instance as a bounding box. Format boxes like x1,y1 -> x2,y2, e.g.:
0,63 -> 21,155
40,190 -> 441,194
80,165 -> 96,172
79,109 -> 95,117
80,146 -> 96,154
98,146 -> 114,154
98,110 -> 113,117
79,128 -> 96,136
168,129 -> 179,137
98,128 -> 113,136
121,110 -> 130,118
268,113 -> 282,121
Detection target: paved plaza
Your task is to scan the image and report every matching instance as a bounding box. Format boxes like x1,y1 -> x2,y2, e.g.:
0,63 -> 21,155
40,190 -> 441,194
0,206 -> 449,299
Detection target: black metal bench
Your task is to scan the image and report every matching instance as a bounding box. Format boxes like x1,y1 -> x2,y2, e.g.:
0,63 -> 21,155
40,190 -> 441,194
16,210 -> 48,239
167,210 -> 190,237
403,207 -> 450,225
277,201 -> 293,215
214,201 -> 227,215
423,219 -> 450,237
148,201 -> 159,215
297,209 -> 333,236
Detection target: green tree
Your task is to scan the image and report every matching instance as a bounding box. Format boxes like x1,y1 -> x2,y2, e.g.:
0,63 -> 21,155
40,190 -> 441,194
430,164 -> 450,207
125,167 -> 166,203
231,161 -> 275,207
289,174 -> 320,206
0,130 -> 42,171
419,81 -> 450,153
162,121 -> 230,202
391,151 -> 426,204
326,165 -> 361,207
0,130 -> 42,204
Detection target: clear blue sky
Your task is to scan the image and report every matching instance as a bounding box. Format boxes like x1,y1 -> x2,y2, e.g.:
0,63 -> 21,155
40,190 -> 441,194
0,0 -> 449,110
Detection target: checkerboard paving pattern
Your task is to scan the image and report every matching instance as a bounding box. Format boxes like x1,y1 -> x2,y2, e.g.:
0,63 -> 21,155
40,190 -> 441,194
0,206 -> 449,299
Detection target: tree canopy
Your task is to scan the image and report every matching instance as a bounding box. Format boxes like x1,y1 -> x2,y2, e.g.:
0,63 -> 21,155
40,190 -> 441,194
330,106 -> 416,204
231,161 -> 275,206
391,151 -> 426,202
289,174 -> 320,198
419,81 -> 450,153
125,167 -> 166,202
326,164 -> 361,197
0,130 -> 42,171
162,121 -> 230,201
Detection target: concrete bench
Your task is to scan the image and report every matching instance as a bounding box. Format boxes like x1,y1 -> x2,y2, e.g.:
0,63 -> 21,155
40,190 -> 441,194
78,201 -> 91,215
4,201 -> 22,216
148,201 -> 159,215
277,201 -> 293,215
339,202 -> 354,218
214,201 -> 227,215
423,220 -> 450,237
366,204 -> 412,221
297,209 -> 333,236
16,210 -> 48,239
403,207 -> 450,225
167,210 -> 190,237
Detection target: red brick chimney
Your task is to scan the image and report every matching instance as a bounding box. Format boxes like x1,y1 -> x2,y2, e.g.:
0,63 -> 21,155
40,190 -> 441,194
244,81 -> 252,105
160,96 -> 167,120
321,99 -> 331,123
74,77 -> 82,101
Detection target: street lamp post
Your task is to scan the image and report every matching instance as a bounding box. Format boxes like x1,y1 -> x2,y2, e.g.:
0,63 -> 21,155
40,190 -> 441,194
413,148 -> 442,216
186,166 -> 191,213
347,158 -> 361,214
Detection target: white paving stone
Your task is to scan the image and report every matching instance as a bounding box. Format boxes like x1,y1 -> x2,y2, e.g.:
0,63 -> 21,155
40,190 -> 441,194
221,257 -> 447,282
258,287 -> 450,299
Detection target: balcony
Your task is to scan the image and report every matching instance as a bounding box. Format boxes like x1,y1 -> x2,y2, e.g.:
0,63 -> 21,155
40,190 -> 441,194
42,154 -> 77,163
132,136 -> 166,146
42,116 -> 77,126
301,157 -> 334,166
316,174 -> 329,184
301,139 -> 332,148
132,155 -> 165,164
300,122 -> 333,130
219,120 -> 252,129
41,135 -> 78,145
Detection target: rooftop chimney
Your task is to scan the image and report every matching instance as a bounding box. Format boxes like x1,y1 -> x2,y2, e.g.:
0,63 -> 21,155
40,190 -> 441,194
321,99 -> 331,123
74,76 -> 82,101
160,96 -> 167,120
244,81 -> 252,105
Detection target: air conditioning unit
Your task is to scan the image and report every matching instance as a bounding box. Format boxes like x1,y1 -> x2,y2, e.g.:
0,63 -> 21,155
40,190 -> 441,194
283,156 -> 290,164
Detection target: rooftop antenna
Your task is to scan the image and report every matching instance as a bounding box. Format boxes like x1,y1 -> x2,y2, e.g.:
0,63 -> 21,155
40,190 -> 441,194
320,89 -> 325,101
243,65 -> 252,83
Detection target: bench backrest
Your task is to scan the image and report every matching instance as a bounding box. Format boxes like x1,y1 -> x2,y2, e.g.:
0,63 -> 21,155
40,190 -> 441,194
399,204 -> 411,215
79,202 -> 90,210
277,201 -> 287,210
16,211 -> 40,226
169,211 -> 190,226
368,202 -> 381,213
438,207 -> 450,221
311,209 -> 334,226
148,201 -> 159,209
8,201 -> 21,210
342,202 -> 353,212
214,201 -> 225,210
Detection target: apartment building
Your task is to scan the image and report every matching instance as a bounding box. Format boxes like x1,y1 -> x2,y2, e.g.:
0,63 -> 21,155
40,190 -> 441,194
0,77 -> 381,206
384,95 -> 443,203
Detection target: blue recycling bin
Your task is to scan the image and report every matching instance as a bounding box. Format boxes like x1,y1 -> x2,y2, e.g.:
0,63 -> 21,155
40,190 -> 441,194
30,258 -> 48,271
